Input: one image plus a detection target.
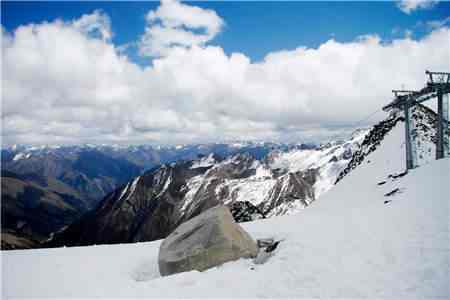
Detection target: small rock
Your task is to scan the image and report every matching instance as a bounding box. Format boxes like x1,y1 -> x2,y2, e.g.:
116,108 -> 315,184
257,238 -> 274,248
384,188 -> 400,197
265,241 -> 280,253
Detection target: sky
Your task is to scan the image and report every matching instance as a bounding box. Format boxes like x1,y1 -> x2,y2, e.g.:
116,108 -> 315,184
1,0 -> 450,146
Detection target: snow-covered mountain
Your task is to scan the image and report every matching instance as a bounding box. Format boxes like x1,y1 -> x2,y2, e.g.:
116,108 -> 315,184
2,141 -> 312,167
4,105 -> 448,298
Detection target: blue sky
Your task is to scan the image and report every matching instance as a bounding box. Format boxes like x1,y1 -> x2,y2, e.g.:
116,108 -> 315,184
2,1 -> 449,64
1,1 -> 449,145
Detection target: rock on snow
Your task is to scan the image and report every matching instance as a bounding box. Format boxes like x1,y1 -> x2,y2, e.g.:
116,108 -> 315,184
158,205 -> 258,276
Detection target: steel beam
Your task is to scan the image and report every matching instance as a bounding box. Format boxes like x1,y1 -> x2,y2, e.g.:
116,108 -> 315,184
444,94 -> 449,156
404,99 -> 414,170
383,85 -> 450,112
436,88 -> 444,160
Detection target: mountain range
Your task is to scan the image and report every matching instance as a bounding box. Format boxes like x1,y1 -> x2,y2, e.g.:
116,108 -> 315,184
1,104 -> 440,249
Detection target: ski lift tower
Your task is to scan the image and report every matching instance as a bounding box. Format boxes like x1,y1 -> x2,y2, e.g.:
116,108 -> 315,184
383,70 -> 450,170
426,71 -> 450,160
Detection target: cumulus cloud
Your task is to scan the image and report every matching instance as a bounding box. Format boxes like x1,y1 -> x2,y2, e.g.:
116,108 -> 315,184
72,9 -> 112,41
2,3 -> 450,146
397,0 -> 438,14
138,0 -> 224,57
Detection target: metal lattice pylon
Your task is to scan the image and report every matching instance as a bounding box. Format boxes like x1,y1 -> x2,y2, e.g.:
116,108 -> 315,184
383,71 -> 450,170
443,93 -> 449,156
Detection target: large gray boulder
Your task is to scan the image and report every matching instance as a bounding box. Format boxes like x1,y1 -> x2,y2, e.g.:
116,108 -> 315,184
158,205 -> 258,276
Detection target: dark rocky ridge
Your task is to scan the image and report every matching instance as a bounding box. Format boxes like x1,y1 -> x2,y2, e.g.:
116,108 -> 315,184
1,171 -> 87,249
335,113 -> 404,184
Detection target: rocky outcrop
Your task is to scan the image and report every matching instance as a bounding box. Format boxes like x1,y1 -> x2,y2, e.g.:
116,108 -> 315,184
1,231 -> 39,250
230,201 -> 266,222
261,171 -> 316,216
178,153 -> 258,222
410,103 -> 450,163
335,112 -> 404,184
158,206 -> 258,276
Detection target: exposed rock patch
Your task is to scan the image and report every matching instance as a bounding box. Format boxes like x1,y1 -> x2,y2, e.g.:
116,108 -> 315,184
230,201 -> 266,222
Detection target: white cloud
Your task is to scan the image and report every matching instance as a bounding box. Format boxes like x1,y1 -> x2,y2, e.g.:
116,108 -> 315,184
2,4 -> 450,146
72,9 -> 112,41
138,0 -> 224,57
397,0 -> 438,14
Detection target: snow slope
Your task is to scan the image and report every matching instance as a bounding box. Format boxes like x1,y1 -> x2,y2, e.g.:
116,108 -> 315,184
3,123 -> 449,298
268,127 -> 368,199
